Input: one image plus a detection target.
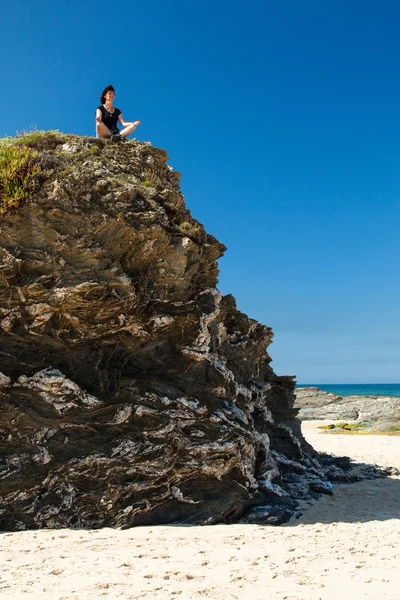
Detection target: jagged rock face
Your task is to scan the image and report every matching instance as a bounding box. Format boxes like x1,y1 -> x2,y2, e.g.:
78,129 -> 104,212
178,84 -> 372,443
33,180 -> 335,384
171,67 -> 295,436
0,134 -> 361,530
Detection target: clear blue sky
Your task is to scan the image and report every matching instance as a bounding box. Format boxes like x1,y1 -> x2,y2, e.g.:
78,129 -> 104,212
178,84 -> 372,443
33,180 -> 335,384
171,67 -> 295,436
3,0 -> 400,383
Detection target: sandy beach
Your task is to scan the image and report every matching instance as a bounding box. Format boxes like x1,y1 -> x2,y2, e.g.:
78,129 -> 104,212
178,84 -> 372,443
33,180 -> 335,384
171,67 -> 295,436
1,421 -> 399,600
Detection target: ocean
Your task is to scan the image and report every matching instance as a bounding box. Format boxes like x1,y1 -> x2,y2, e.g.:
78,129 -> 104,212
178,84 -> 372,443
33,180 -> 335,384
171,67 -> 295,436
295,383 -> 400,398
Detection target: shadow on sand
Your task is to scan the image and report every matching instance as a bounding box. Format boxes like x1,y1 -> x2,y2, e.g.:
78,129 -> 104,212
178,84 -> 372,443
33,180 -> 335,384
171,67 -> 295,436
287,473 -> 400,526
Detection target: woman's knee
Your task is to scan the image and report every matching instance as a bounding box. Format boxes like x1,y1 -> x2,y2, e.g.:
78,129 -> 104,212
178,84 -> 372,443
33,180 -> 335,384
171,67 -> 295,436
96,125 -> 111,138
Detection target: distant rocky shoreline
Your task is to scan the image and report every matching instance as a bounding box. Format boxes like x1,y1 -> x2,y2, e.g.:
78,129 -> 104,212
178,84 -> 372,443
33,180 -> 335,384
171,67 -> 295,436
294,387 -> 400,431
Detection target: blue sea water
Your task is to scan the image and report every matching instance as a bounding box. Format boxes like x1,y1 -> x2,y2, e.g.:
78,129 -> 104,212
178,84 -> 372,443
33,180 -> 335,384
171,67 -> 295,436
296,383 -> 400,398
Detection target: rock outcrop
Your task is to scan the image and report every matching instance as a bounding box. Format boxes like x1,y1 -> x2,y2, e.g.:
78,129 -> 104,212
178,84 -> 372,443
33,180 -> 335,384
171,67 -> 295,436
295,388 -> 400,430
0,133 -> 385,530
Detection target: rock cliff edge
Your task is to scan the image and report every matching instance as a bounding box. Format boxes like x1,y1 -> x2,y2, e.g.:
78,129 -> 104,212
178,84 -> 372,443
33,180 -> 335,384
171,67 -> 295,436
0,133 -> 376,530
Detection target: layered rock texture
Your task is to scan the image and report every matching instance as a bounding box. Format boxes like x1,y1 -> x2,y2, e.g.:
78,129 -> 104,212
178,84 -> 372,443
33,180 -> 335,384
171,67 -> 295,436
0,133 -> 384,531
295,388 -> 400,431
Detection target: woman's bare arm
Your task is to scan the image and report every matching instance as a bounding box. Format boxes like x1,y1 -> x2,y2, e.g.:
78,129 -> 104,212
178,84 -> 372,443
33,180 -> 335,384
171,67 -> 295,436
118,114 -> 141,127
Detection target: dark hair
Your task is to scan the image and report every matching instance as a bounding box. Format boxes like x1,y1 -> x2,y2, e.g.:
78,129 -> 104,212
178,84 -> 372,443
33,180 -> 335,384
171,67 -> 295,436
100,85 -> 115,104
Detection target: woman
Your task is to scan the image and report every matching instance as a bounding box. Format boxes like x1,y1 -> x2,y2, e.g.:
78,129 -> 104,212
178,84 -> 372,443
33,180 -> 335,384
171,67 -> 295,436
96,85 -> 141,141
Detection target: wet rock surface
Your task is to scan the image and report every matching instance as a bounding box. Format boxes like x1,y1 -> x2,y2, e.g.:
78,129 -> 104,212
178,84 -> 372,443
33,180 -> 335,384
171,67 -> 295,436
0,134 -> 391,530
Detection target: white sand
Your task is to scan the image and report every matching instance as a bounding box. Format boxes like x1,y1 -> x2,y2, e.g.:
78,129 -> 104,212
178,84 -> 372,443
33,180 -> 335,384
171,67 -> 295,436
1,421 -> 399,600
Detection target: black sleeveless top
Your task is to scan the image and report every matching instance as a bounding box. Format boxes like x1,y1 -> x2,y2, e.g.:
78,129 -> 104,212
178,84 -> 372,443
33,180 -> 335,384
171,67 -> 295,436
97,105 -> 121,132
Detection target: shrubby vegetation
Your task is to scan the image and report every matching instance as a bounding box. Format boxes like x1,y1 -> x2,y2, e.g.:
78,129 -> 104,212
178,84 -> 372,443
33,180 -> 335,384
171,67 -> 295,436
0,130 -> 67,215
318,421 -> 400,435
178,220 -> 205,243
13,129 -> 67,149
0,142 -> 41,215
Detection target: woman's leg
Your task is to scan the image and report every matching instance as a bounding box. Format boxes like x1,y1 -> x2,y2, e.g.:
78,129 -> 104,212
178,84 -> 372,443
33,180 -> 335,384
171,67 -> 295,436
96,122 -> 111,138
120,123 -> 139,139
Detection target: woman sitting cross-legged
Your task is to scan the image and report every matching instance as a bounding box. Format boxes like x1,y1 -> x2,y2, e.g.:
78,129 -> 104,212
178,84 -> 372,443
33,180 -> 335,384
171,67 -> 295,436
96,84 -> 141,141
